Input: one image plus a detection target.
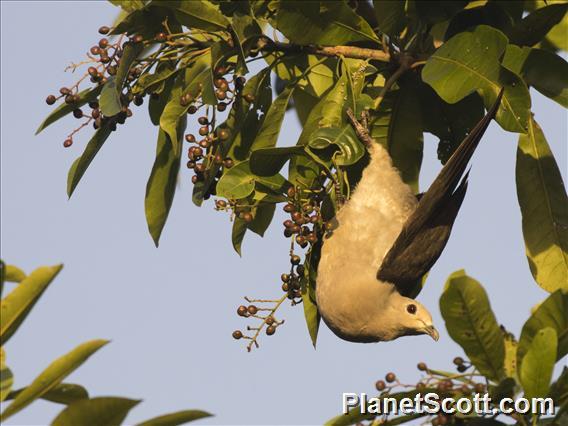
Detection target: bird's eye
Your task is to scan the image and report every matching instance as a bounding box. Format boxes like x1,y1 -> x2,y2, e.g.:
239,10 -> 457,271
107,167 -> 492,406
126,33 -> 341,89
407,304 -> 417,314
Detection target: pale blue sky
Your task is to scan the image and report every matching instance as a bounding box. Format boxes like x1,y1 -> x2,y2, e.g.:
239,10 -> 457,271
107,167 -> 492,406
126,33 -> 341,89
1,2 -> 566,425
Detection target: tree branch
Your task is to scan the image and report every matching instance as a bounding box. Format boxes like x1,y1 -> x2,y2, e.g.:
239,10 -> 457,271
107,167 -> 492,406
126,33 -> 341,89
258,38 -> 391,62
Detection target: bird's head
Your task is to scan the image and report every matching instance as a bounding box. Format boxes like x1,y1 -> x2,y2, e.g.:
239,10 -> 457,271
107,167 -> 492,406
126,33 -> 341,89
389,293 -> 439,341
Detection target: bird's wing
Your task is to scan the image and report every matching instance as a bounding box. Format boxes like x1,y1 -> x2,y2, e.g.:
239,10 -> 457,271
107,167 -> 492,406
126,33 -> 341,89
377,89 -> 504,297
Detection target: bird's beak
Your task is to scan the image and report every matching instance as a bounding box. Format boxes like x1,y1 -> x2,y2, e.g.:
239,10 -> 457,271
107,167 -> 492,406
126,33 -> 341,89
424,325 -> 439,341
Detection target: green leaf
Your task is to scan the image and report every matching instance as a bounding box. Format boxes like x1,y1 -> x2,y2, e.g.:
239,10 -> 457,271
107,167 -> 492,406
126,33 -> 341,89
419,86 -> 484,164
517,290 -> 568,367
309,126 -> 365,167
0,264 -> 63,345
548,366 -> 568,407
36,86 -> 103,135
386,84 -> 423,192
509,3 -> 568,47
109,0 -> 147,12
115,41 -> 144,94
231,217 -> 247,256
373,0 -> 405,36
503,45 -> 568,108
158,0 -> 229,31
444,2 -> 514,41
502,331 -> 518,379
414,0 -> 468,25
4,264 -> 26,283
149,66 -> 177,126
6,383 -> 89,405
67,123 -> 114,197
0,349 -> 13,403
516,117 -> 568,293
247,203 -> 275,237
216,161 -> 256,200
160,53 -> 210,153
250,146 -> 306,177
249,85 -> 295,151
132,67 -> 179,96
51,397 -> 140,426
217,161 -> 287,200
439,270 -> 505,382
145,125 -> 184,247
99,77 -> 122,117
137,409 -> 212,426
276,0 -> 379,45
422,25 -> 531,133
0,340 -> 108,421
301,244 -> 321,348
520,327 -> 557,399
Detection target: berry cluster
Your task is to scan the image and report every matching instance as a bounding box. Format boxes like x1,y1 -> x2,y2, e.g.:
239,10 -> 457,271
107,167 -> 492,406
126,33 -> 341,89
365,358 -> 492,426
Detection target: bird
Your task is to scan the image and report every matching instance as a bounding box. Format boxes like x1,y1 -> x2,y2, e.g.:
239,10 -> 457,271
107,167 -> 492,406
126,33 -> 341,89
315,89 -> 504,343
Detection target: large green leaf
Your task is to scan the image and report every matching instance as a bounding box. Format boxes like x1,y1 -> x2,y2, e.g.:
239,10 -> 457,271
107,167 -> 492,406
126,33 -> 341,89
137,409 -> 212,426
109,0 -> 147,12
509,3 -> 568,47
516,117 -> 568,293
422,25 -> 531,133
308,126 -> 365,167
520,327 -> 557,400
0,340 -> 108,421
439,270 -> 505,382
0,264 -> 63,345
444,2 -> 514,41
517,290 -> 568,367
250,146 -> 306,177
67,122 -> 114,197
276,0 -> 379,45
158,0 -> 229,31
0,349 -> 13,403
51,397 -> 140,426
145,124 -> 184,247
503,45 -> 568,108
36,86 -> 103,135
6,383 -> 89,405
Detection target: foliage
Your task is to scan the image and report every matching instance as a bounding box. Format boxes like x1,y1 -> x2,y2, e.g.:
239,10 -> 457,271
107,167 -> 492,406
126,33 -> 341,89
0,260 -> 211,425
326,270 -> 568,426
38,0 -> 567,355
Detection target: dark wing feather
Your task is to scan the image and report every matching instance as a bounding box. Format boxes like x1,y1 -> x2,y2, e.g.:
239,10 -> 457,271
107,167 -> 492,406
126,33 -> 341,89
377,89 -> 504,296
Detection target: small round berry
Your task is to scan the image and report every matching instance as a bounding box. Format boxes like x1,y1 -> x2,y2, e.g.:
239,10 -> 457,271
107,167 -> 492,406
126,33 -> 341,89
375,380 -> 386,391
133,96 -> 144,106
417,362 -> 427,371
232,330 -> 243,340
98,26 -> 110,35
46,95 -> 57,105
385,372 -> 396,383
198,116 -> 208,125
291,255 -> 301,265
198,126 -> 209,136
217,102 -> 227,112
59,87 -> 71,95
457,365 -> 467,373
73,108 -> 83,119
242,212 -> 253,223
237,305 -> 248,317
244,93 -> 255,103
98,38 -> 109,48
266,325 -> 276,336
90,46 -> 101,55
185,134 -> 196,143
155,32 -> 167,42
218,129 -> 230,141
453,357 -> 464,366
266,316 -> 275,325
63,138 -> 73,148
187,105 -> 198,114
223,158 -> 234,169
247,305 -> 258,315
